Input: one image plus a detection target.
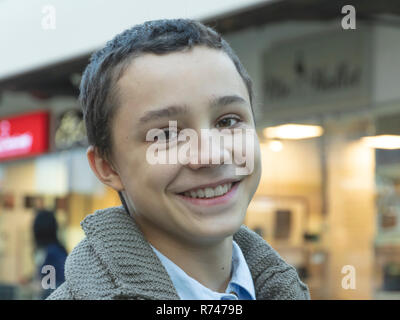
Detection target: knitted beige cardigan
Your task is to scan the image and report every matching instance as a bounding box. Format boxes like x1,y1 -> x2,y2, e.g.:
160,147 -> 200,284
47,206 -> 311,300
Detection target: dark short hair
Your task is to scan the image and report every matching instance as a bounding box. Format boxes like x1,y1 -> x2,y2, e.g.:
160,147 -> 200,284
80,18 -> 254,161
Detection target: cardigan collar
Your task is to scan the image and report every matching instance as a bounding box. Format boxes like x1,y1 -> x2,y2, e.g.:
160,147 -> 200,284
65,206 -> 305,299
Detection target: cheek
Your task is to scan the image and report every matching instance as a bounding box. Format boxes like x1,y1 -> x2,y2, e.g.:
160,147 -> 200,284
124,164 -> 181,220
252,133 -> 261,161
231,128 -> 261,176
120,154 -> 180,196
113,130 -> 181,195
253,141 -> 262,183
146,164 -> 180,190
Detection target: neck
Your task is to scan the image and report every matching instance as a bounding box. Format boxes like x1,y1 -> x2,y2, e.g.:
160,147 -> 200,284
139,222 -> 233,293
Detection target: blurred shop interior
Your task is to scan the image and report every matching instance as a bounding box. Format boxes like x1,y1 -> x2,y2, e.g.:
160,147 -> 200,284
1,0 -> 400,299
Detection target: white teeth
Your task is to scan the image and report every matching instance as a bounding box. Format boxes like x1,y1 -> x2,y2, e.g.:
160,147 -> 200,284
215,185 -> 223,196
197,189 -> 205,198
205,188 -> 215,198
182,182 -> 234,199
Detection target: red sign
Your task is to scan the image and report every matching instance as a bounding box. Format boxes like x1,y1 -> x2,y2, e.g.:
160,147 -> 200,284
0,111 -> 49,161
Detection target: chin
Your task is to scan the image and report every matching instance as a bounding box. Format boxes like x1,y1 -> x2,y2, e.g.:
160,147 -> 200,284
187,217 -> 243,243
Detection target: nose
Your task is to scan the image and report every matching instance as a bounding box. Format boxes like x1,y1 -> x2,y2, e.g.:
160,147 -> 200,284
184,129 -> 232,170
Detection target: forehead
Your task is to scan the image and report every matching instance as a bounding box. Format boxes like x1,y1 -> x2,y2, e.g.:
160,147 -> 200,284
115,46 -> 250,113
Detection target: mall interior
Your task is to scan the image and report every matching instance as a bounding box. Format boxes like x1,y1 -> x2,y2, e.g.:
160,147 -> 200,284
1,0 -> 400,299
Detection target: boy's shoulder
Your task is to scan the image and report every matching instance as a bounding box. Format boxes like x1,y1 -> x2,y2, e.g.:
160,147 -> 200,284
46,236 -> 102,300
47,232 -> 134,300
50,206 -> 180,300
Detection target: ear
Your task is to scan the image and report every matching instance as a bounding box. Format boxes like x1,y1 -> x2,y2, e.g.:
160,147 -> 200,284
86,146 -> 124,191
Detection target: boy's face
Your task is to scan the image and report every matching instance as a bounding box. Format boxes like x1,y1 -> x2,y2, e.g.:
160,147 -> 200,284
105,46 -> 261,245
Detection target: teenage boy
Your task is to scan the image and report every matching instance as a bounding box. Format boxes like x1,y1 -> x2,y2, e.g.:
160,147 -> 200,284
48,19 -> 310,300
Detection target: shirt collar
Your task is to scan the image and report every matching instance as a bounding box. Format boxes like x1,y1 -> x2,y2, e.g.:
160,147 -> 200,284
151,240 -> 256,300
229,240 -> 256,299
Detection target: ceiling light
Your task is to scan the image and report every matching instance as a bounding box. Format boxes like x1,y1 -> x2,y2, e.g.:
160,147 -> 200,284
268,140 -> 283,152
263,124 -> 324,140
361,135 -> 400,149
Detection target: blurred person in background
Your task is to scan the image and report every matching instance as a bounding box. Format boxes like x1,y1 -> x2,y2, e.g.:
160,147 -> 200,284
32,209 -> 67,299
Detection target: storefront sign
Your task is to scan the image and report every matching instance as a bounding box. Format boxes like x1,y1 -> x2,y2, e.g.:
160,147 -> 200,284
261,28 -> 372,122
0,111 -> 49,161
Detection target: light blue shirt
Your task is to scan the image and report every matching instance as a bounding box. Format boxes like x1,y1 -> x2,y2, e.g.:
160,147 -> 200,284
151,240 -> 256,300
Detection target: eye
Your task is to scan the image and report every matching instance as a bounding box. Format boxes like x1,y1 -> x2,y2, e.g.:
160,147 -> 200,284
156,127 -> 179,142
216,116 -> 241,128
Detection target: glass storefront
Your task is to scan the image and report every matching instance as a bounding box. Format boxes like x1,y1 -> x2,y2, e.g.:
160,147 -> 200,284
245,106 -> 400,299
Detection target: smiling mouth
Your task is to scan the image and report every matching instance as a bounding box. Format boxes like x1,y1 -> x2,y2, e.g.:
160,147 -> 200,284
177,181 -> 240,199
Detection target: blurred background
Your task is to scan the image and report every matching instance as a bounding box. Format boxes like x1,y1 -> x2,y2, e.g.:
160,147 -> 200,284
1,0 -> 400,299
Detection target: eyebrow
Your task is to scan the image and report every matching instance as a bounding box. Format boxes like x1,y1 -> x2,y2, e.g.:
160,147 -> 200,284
138,94 -> 248,125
